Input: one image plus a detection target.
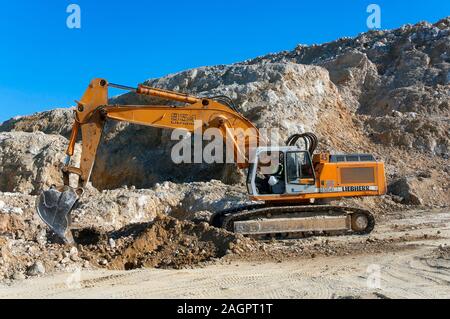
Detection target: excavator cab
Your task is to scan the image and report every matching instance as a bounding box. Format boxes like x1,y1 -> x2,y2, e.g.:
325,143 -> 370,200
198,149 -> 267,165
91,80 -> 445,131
248,147 -> 316,196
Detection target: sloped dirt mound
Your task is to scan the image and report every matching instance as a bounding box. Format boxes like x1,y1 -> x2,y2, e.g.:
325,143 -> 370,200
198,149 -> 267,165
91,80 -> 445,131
76,214 -> 253,270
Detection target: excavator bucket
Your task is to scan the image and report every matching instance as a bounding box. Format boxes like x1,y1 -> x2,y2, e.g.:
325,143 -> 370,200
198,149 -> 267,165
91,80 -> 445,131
36,186 -> 79,244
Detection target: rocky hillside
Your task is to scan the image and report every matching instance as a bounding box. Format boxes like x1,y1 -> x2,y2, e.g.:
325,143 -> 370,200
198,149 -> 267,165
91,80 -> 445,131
1,17 -> 449,206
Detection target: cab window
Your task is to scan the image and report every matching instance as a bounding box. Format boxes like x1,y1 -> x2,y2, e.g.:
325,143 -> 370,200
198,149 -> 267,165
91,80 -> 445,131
286,152 -> 314,184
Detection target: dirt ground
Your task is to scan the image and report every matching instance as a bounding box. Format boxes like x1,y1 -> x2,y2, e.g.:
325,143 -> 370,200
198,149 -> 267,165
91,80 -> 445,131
0,207 -> 449,299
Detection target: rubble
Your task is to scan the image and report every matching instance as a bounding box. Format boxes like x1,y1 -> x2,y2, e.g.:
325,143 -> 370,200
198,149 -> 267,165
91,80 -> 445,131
0,180 -> 253,278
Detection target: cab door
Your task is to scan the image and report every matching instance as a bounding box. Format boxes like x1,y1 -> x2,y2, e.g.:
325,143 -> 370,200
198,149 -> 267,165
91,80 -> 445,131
285,151 -> 317,194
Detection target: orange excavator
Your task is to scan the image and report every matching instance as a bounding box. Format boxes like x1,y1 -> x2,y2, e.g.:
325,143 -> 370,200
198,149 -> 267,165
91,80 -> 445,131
36,78 -> 386,243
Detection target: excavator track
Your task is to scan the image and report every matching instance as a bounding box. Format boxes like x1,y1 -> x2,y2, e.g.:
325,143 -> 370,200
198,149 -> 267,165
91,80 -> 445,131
211,204 -> 375,239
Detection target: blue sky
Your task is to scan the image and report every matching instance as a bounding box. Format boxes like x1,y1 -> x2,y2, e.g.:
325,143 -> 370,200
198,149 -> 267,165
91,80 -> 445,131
0,0 -> 449,122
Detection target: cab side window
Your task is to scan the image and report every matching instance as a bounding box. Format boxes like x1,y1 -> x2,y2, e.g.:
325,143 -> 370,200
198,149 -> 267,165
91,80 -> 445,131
286,152 -> 314,184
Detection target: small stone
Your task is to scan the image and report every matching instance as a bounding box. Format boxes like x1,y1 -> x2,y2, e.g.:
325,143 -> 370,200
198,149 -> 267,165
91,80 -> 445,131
69,246 -> 78,256
26,261 -> 45,276
232,247 -> 243,255
11,207 -> 23,215
99,259 -> 108,266
108,238 -> 116,249
12,272 -> 26,280
392,110 -> 403,117
391,195 -> 403,204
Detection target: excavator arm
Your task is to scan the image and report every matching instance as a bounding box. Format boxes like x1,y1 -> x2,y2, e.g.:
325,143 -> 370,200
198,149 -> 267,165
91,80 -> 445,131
37,78 -> 260,242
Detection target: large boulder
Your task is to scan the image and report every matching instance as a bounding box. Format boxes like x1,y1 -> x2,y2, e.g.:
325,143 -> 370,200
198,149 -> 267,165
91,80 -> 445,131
388,177 -> 424,205
388,175 -> 449,206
